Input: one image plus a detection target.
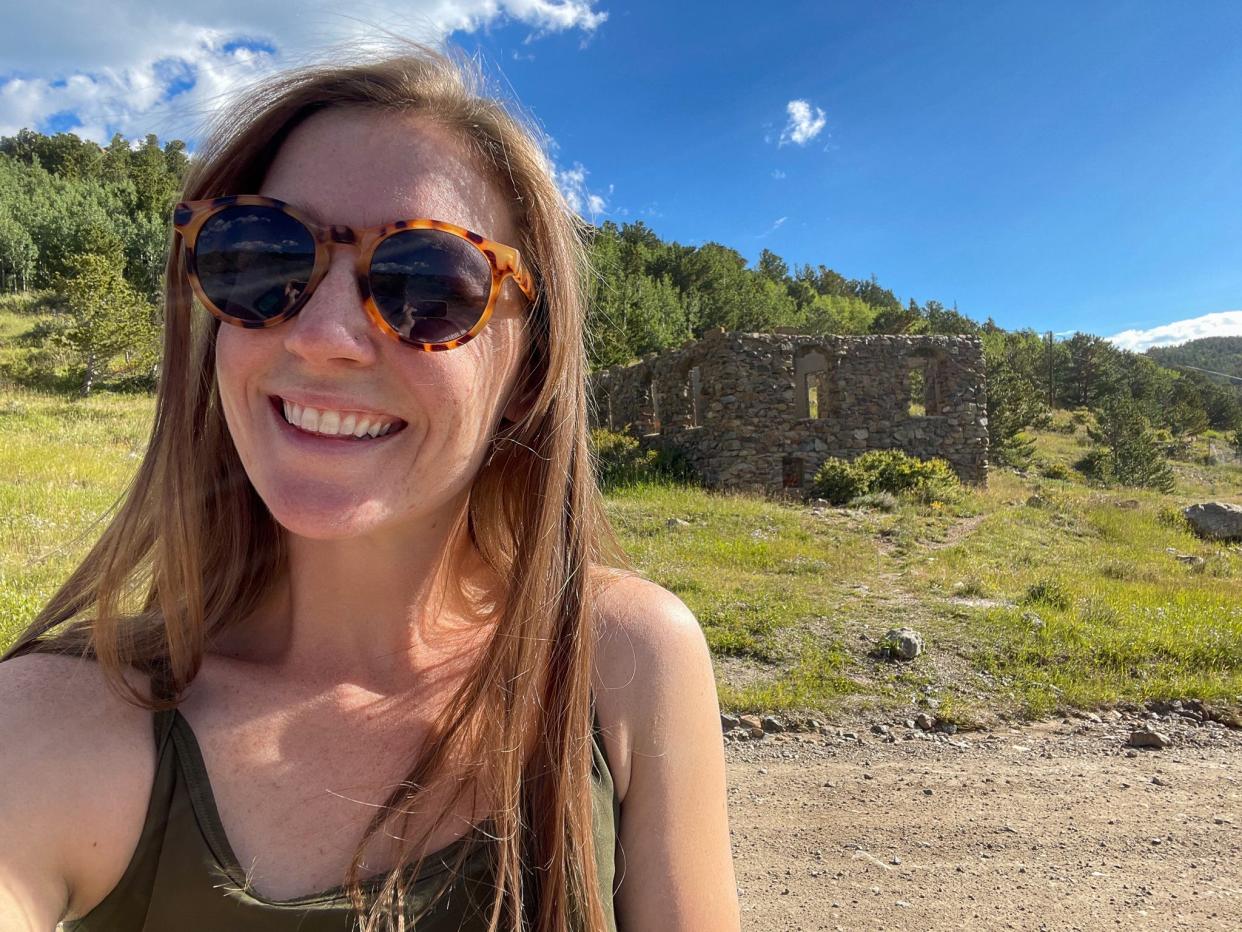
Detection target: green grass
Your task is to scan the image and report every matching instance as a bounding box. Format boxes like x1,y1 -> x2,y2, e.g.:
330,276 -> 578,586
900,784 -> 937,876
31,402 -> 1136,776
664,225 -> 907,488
1,380 -> 1239,727
0,388 -> 155,645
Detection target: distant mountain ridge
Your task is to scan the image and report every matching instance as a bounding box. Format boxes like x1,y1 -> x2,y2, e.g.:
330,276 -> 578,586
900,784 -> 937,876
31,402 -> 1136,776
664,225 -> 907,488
1146,336 -> 1242,382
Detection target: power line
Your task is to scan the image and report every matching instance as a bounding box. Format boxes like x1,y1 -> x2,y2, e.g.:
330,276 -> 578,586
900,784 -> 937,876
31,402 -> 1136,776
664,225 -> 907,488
1167,362 -> 1242,385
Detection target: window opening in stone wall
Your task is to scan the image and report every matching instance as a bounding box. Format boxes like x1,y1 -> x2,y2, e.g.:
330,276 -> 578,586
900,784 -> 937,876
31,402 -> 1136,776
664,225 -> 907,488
782,454 -> 805,488
806,369 -> 831,419
907,362 -> 927,417
793,349 -> 830,419
689,366 -> 703,427
648,380 -> 662,433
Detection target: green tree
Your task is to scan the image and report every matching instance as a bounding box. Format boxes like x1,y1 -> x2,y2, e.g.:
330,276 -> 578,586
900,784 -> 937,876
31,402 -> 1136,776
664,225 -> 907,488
0,201 -> 38,291
983,342 -> 1048,467
1082,395 -> 1175,493
757,248 -> 789,283
1060,332 -> 1121,407
54,253 -> 160,394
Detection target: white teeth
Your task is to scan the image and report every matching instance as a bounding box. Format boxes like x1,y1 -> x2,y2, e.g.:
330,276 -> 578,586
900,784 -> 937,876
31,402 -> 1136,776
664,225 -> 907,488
280,398 -> 398,439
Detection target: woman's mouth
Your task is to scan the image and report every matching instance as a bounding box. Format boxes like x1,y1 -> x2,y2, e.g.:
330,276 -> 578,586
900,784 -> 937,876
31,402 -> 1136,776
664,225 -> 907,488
270,396 -> 408,442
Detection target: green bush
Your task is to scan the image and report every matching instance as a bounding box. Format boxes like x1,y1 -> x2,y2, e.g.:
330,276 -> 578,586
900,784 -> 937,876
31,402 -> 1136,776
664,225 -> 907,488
1046,409 -> 1080,434
589,428 -> 699,490
1034,457 -> 1074,481
1020,577 -> 1072,611
811,449 -> 963,505
809,457 -> 867,505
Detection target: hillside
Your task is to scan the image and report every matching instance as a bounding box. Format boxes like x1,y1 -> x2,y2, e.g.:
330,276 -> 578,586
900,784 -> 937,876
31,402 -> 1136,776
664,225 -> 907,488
1147,335 -> 1242,384
2,385 -> 1239,726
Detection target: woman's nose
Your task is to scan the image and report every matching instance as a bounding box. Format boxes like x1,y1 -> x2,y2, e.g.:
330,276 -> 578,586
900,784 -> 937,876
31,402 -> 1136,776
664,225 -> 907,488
280,245 -> 379,366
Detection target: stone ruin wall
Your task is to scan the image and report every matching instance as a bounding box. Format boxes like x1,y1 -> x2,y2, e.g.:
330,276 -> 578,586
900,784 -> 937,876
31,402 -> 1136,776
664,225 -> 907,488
588,329 -> 989,496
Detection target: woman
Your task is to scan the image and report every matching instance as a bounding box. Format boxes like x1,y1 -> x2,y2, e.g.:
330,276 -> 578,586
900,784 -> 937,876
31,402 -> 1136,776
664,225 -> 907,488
0,45 -> 739,931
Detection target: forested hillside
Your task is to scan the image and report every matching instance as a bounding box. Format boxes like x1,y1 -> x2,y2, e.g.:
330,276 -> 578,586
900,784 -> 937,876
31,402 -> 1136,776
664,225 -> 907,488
1,127 -> 1240,485
1147,336 -> 1242,383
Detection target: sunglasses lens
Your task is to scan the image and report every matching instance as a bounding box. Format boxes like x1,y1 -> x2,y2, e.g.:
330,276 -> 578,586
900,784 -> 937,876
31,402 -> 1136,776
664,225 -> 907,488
370,229 -> 493,344
193,206 -> 316,324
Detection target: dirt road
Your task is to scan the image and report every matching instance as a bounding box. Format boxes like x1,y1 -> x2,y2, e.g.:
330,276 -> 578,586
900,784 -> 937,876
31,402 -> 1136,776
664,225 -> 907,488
723,713 -> 1241,930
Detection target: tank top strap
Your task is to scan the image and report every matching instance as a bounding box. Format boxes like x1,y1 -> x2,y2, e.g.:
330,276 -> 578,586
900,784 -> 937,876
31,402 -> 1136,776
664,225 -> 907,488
153,705 -> 178,752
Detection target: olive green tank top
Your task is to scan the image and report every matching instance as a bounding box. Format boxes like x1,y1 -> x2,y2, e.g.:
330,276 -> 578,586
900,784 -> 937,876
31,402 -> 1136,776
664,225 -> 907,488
63,704 -> 620,931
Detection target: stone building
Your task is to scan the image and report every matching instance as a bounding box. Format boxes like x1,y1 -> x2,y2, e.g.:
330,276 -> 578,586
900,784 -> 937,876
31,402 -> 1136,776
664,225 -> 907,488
587,328 -> 989,496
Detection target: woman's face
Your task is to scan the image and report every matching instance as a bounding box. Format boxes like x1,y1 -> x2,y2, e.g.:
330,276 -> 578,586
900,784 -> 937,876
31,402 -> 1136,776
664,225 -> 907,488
215,107 -> 532,540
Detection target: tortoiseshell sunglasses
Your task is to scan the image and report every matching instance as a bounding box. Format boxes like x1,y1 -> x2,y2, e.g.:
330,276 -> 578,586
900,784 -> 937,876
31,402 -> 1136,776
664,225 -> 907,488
172,195 -> 536,351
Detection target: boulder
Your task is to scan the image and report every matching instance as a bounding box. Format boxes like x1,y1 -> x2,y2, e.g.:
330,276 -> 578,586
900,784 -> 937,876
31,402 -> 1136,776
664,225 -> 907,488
1183,502 -> 1242,542
881,627 -> 924,661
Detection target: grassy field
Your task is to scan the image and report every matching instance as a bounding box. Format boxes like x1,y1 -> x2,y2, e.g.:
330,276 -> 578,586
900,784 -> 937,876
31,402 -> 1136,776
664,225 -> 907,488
1,377 -> 1239,726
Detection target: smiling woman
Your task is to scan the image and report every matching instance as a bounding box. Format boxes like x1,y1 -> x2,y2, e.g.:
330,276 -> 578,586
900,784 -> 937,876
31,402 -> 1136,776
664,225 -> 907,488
0,42 -> 739,932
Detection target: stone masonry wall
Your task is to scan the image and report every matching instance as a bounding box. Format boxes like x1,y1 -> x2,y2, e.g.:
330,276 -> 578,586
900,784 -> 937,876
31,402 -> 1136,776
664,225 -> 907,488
588,329 -> 988,496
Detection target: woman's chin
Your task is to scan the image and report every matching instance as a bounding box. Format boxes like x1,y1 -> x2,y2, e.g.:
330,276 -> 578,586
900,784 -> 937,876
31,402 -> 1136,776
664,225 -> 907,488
259,486 -> 393,540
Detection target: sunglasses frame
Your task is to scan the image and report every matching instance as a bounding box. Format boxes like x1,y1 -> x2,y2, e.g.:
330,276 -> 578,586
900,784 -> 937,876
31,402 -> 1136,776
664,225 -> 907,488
172,195 -> 537,352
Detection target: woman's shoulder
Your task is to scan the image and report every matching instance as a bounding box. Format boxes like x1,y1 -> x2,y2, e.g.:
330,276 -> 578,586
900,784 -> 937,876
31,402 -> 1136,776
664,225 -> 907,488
588,567 -> 717,803
0,651 -> 160,922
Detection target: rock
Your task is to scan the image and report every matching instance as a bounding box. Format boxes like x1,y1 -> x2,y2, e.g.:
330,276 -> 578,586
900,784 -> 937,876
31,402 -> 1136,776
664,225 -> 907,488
761,715 -> 785,734
1128,727 -> 1172,750
665,517 -> 691,528
1021,610 -> 1045,632
934,721 -> 958,735
1204,705 -> 1242,729
915,712 -> 936,731
721,712 -> 741,732
881,627 -> 924,661
1183,502 -> 1242,542
870,723 -> 890,736
739,714 -> 766,738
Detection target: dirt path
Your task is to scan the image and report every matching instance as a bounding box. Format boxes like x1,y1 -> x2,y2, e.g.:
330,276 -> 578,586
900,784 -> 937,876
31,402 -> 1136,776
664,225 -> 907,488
723,714 -> 1241,930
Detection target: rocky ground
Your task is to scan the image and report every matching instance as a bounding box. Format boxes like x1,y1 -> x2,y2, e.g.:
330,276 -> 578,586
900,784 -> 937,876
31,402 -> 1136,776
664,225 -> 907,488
722,705 -> 1242,930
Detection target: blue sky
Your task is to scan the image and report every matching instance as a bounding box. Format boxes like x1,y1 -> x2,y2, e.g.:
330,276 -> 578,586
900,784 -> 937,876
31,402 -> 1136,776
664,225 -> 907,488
2,1 -> 1241,350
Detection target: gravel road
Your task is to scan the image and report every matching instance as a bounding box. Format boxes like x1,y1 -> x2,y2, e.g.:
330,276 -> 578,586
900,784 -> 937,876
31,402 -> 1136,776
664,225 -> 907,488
724,712 -> 1241,930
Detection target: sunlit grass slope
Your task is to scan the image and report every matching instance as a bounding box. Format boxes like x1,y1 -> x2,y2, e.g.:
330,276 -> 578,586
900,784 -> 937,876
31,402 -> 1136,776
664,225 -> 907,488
1,383 -> 1239,725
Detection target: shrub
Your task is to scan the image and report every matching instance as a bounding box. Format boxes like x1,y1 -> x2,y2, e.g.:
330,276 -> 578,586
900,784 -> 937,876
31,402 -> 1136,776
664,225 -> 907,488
1079,396 -> 1175,493
590,428 -> 656,489
811,449 -> 963,506
1156,506 -> 1191,534
1035,458 -> 1073,481
1046,409 -> 1080,434
589,428 -> 699,489
1020,577 -> 1072,611
809,457 -> 867,505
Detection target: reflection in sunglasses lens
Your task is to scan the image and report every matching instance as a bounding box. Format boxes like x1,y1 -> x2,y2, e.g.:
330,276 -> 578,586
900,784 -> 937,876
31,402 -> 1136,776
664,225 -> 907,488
195,206 -> 316,323
370,229 -> 492,344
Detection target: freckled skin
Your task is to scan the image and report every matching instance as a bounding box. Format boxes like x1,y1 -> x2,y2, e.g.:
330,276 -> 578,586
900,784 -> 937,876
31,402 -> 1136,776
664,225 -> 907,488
211,108 -> 532,682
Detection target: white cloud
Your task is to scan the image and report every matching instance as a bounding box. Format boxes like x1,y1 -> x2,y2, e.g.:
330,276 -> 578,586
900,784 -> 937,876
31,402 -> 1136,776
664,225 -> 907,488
778,99 -> 825,147
771,168 -> 786,180
1105,310 -> 1242,352
756,215 -> 787,238
555,161 -> 610,220
0,1 -> 607,143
